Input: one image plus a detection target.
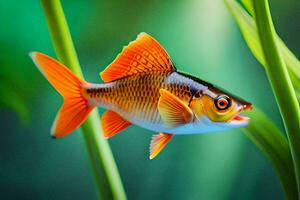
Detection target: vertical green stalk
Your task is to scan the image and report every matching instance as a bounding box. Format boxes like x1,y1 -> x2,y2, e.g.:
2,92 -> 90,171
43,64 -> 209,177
40,0 -> 127,199
242,110 -> 297,199
253,0 -> 300,196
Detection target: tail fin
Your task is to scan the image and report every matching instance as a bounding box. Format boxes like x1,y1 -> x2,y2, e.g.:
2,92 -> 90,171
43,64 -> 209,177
30,52 -> 94,138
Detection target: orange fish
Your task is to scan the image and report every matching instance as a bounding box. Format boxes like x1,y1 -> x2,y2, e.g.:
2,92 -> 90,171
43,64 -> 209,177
31,33 -> 252,159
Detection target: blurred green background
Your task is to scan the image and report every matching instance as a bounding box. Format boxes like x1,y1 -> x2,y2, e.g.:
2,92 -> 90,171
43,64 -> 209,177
0,0 -> 299,199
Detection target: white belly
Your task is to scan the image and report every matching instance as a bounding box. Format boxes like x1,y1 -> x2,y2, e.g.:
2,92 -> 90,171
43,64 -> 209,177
95,101 -> 231,135
131,116 -> 231,135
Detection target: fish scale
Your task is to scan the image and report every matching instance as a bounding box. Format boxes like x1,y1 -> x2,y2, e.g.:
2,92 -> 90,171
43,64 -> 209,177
85,72 -> 194,126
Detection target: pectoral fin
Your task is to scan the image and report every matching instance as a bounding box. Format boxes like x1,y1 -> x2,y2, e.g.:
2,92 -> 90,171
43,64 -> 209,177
101,110 -> 131,138
149,133 -> 173,159
158,89 -> 193,127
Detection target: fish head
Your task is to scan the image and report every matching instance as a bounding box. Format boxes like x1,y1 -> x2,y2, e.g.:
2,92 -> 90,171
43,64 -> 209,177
189,86 -> 252,130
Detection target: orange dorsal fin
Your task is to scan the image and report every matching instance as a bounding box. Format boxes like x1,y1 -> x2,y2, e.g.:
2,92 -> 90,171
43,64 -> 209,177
101,110 -> 131,138
100,32 -> 176,82
158,89 -> 193,127
30,52 -> 94,138
149,133 -> 173,159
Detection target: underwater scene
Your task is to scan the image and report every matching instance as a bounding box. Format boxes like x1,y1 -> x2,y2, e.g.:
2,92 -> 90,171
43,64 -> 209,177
0,0 -> 299,199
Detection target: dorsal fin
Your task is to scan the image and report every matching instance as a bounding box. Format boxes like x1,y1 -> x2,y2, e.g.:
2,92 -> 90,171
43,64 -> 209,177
100,32 -> 176,82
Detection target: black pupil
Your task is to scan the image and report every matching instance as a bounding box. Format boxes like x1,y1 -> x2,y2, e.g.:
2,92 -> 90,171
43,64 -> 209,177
219,100 -> 226,107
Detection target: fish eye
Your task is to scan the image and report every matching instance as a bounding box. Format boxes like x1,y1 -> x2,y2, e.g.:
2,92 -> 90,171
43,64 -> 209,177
214,95 -> 231,110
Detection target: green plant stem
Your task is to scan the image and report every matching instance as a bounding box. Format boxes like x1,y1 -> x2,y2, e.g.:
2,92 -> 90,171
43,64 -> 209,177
225,0 -> 300,101
40,0 -> 127,199
240,0 -> 300,93
253,0 -> 300,196
242,109 -> 297,199
225,0 -> 299,197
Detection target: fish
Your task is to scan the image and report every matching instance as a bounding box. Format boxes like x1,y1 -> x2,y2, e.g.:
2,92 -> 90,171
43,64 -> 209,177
30,32 -> 252,159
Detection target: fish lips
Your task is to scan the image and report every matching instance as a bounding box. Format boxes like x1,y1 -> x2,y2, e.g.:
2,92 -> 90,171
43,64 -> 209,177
223,103 -> 253,128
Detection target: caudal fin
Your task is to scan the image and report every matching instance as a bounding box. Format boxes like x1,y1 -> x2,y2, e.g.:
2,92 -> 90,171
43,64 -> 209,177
30,52 -> 94,138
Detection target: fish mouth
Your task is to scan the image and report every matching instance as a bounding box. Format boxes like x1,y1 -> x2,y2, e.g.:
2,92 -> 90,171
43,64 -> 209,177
231,114 -> 250,123
230,103 -> 253,124
225,113 -> 250,127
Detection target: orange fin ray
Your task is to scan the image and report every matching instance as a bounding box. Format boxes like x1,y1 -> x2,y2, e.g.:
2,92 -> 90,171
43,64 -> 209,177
158,89 -> 193,127
149,133 -> 173,159
30,52 -> 94,138
101,110 -> 131,138
52,102 -> 93,137
100,32 -> 176,82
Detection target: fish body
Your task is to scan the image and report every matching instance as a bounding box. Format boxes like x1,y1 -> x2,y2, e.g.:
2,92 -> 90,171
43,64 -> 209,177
31,33 -> 252,159
84,71 -> 247,135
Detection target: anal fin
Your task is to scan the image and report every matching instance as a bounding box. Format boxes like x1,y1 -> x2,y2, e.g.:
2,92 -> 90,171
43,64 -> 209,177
101,110 -> 131,138
149,133 -> 173,159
